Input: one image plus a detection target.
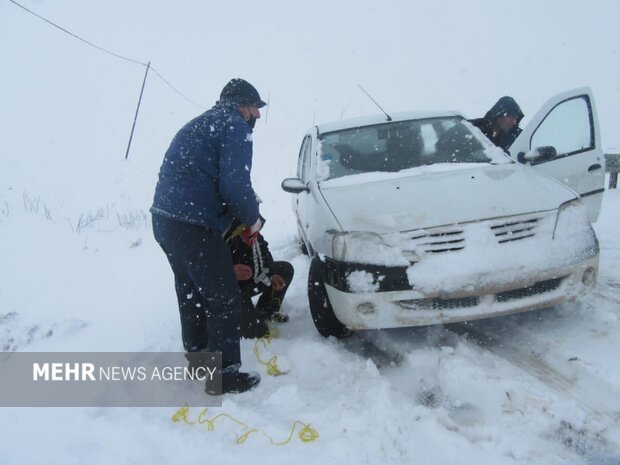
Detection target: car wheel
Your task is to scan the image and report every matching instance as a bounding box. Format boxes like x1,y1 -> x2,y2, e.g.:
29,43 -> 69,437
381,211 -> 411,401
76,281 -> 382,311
308,257 -> 352,339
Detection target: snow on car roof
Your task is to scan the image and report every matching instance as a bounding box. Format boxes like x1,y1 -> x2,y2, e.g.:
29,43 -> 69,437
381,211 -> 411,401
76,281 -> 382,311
315,110 -> 463,135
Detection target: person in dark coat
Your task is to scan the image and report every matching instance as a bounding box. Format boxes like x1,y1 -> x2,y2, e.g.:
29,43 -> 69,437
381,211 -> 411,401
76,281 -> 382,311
150,78 -> 267,395
469,96 -> 524,152
228,218 -> 294,339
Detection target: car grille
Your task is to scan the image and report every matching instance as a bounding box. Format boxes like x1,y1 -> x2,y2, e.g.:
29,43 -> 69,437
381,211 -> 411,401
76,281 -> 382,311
398,296 -> 480,310
400,213 -> 549,263
490,216 -> 541,244
402,228 -> 465,262
495,277 -> 564,302
398,277 -> 565,310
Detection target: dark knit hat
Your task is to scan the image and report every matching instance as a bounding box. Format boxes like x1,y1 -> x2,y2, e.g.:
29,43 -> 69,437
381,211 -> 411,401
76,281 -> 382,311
220,78 -> 267,108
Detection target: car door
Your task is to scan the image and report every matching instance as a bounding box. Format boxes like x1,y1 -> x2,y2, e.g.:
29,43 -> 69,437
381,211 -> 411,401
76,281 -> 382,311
508,87 -> 605,223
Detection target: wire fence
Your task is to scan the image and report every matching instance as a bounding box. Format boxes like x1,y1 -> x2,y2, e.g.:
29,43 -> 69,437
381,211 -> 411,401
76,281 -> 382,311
7,0 -> 208,159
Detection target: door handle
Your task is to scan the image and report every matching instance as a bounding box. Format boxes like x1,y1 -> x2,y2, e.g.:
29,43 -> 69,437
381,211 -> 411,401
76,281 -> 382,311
588,164 -> 602,172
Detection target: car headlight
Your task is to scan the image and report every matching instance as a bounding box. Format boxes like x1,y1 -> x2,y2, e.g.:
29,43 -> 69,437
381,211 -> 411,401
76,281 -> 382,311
552,199 -> 590,240
552,199 -> 598,259
328,231 -> 409,266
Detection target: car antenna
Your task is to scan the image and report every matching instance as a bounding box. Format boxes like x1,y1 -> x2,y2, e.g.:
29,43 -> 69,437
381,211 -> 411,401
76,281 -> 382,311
358,84 -> 392,121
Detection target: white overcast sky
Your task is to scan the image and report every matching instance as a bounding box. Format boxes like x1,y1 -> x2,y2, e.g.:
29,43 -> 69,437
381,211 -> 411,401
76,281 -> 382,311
1,0 -> 619,174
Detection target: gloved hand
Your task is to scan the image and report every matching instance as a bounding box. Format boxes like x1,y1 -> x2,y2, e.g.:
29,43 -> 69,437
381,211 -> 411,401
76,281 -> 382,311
241,217 -> 263,246
233,264 -> 253,281
270,274 -> 286,291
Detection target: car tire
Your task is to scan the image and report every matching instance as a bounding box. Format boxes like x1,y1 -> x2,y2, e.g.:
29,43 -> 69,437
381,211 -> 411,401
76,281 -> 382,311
308,257 -> 352,339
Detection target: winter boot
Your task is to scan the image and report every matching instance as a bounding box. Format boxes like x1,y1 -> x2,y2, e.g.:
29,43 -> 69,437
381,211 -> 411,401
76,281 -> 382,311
184,351 -> 216,380
256,297 -> 289,323
205,370 -> 260,395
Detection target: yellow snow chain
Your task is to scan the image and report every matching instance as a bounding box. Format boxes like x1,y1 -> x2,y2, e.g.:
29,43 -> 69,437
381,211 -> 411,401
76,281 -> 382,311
253,326 -> 286,376
171,404 -> 319,445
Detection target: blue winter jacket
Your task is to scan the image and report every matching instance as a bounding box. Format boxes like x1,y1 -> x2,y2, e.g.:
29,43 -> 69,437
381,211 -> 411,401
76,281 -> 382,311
151,101 -> 260,234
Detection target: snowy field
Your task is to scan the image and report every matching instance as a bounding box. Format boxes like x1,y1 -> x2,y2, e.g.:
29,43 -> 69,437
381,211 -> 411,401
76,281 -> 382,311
2,1 -> 620,464
3,177 -> 620,465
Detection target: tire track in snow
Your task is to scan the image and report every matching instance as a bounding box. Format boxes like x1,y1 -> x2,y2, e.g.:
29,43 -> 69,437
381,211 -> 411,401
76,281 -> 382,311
446,319 -> 620,463
447,321 -> 620,424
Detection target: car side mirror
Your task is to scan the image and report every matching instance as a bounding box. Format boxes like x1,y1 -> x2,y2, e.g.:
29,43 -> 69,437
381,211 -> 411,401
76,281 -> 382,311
517,146 -> 557,164
281,177 -> 308,193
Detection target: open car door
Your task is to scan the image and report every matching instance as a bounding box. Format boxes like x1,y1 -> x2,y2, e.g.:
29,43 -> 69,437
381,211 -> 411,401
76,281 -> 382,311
508,87 -> 605,223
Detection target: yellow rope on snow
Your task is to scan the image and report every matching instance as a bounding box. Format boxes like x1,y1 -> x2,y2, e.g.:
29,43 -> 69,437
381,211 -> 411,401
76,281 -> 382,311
171,405 -> 319,445
271,421 -> 320,445
253,326 -> 287,376
171,327 -> 314,444
171,404 -> 194,424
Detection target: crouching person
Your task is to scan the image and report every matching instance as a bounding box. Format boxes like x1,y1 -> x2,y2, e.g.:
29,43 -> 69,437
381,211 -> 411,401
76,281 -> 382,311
229,219 -> 294,339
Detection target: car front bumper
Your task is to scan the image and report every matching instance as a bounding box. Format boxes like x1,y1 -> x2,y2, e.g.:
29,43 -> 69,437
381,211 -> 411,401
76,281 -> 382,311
323,255 -> 599,330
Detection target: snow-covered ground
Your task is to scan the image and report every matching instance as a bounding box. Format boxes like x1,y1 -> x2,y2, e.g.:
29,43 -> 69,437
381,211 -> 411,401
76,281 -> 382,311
2,1 -> 620,464
3,178 -> 620,464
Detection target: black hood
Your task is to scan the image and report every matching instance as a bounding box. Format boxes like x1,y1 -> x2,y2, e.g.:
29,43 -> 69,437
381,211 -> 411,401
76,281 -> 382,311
484,96 -> 524,124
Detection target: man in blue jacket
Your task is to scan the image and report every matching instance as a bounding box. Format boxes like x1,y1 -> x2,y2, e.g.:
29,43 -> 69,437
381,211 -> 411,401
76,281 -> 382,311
151,78 -> 266,394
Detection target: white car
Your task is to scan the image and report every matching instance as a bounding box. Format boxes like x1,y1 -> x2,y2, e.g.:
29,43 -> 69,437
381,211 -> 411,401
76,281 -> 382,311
282,88 -> 604,338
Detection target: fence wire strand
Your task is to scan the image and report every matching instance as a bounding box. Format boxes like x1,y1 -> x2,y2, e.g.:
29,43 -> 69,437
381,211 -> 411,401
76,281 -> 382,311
151,66 -> 206,110
8,0 -> 147,66
8,0 -> 206,109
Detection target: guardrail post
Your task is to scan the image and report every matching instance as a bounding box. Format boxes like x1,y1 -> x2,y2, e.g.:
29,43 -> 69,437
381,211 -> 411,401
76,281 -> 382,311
605,153 -> 620,189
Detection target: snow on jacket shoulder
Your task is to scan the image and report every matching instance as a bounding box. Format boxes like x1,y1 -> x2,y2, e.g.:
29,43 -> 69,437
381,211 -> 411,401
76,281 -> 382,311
150,101 -> 260,234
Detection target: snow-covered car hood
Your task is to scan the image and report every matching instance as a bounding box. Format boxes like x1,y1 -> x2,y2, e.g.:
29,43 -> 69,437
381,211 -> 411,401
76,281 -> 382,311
319,163 -> 578,233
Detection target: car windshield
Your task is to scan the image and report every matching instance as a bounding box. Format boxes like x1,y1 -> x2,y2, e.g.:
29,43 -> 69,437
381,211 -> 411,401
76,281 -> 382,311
318,117 -> 501,180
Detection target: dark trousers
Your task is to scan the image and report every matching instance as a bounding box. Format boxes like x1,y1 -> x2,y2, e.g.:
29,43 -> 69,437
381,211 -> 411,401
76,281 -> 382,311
152,214 -> 241,370
240,261 -> 294,337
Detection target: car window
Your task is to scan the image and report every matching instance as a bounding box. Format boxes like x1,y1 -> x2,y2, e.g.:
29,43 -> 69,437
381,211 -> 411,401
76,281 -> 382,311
318,117 -> 491,180
297,136 -> 311,180
296,139 -> 305,178
530,96 -> 594,158
301,136 -> 313,181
